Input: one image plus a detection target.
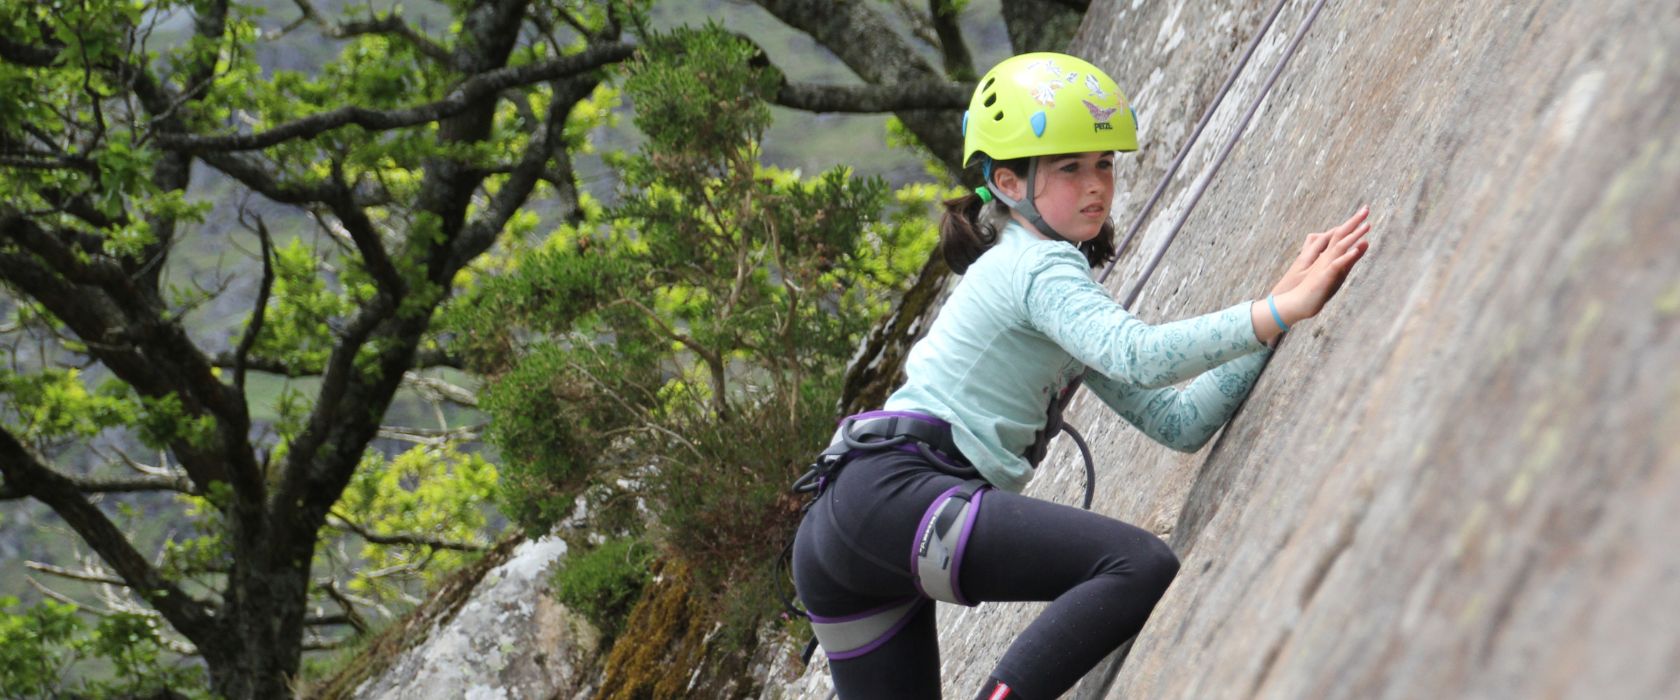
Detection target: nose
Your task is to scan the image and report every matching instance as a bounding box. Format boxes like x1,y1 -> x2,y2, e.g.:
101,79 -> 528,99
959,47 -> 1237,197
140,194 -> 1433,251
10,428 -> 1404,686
1085,169 -> 1108,193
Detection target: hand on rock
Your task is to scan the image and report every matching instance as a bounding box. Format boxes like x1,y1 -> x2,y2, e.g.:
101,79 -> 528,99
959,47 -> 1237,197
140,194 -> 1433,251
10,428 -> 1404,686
1252,206 -> 1373,343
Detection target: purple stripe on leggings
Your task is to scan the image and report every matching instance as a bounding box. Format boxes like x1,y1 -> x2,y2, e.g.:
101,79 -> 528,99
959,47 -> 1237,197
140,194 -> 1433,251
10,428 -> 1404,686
826,599 -> 929,661
807,595 -> 920,624
910,485 -> 962,598
948,486 -> 988,607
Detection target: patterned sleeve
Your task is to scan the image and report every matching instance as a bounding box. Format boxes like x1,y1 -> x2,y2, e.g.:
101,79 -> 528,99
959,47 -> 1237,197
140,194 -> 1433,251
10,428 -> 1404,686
1082,350 -> 1272,453
1022,244 -> 1268,389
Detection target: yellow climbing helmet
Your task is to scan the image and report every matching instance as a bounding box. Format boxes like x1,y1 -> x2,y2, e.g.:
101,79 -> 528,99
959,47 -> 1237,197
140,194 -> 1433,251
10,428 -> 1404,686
961,52 -> 1138,167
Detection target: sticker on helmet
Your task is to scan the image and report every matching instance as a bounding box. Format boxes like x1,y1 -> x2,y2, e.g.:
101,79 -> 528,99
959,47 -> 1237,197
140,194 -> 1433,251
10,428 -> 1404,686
1083,99 -> 1117,122
1018,59 -> 1073,107
1085,74 -> 1107,98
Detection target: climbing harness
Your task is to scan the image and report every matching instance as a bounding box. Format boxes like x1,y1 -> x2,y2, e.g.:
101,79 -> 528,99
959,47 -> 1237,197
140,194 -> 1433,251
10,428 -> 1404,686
790,411 -> 991,662
1032,0 -> 1330,508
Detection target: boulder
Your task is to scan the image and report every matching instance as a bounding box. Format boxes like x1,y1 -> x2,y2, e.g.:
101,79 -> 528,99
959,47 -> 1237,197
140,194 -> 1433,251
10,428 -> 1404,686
351,537 -> 600,700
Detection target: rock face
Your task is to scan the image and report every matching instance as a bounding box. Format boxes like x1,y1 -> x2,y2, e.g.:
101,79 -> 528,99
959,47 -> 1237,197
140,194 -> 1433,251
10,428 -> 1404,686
774,0 -> 1680,697
353,537 -> 600,700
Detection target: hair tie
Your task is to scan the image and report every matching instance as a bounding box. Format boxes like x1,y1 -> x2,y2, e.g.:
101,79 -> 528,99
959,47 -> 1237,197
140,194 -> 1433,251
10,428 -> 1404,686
974,186 -> 994,203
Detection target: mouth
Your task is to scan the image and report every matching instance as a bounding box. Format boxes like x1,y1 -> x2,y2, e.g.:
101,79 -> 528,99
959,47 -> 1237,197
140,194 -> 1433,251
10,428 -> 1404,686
1080,204 -> 1106,216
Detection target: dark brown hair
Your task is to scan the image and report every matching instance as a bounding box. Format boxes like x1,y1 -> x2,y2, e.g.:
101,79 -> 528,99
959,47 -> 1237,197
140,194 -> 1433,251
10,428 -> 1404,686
938,157 -> 1117,274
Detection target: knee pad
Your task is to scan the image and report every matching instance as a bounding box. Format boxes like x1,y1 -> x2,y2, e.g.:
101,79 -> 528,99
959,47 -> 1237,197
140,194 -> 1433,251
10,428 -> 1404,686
912,480 -> 989,606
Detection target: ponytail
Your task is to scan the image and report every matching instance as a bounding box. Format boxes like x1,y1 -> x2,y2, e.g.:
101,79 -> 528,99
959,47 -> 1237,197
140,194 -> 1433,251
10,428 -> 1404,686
940,157 -> 1026,274
938,157 -> 1120,273
938,191 -> 1004,274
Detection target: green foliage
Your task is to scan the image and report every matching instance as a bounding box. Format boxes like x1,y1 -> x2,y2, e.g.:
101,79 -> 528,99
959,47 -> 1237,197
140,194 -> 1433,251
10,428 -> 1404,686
552,537 -> 656,642
245,238 -> 362,373
627,24 -> 780,170
0,369 -> 136,440
475,341 -> 655,537
0,596 -> 209,698
333,445 -> 499,600
0,369 -> 220,452
445,22 -> 945,643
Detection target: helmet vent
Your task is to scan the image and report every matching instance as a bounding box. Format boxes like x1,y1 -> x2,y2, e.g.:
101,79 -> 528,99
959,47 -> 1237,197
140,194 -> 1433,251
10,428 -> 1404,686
982,76 -> 995,91
993,111 -> 1005,121
983,93 -> 997,107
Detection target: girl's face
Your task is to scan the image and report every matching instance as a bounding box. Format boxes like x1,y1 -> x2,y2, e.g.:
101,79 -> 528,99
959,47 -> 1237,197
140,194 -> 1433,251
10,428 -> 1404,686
997,151 -> 1116,242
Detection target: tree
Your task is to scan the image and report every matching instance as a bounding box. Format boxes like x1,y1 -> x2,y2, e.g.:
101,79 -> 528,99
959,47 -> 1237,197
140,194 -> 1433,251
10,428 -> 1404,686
0,0 -> 1059,695
0,0 -> 633,695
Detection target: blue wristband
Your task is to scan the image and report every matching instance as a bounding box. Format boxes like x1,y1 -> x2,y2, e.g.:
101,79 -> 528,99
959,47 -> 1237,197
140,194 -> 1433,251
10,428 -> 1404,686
1268,295 -> 1291,332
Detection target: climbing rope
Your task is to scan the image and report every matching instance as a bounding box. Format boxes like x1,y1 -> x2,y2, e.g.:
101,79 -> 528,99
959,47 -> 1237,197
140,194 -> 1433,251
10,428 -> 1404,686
1060,0 -> 1331,508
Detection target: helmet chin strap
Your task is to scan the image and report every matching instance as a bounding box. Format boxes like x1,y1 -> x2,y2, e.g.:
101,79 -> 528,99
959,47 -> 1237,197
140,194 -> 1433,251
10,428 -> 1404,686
985,158 -> 1071,243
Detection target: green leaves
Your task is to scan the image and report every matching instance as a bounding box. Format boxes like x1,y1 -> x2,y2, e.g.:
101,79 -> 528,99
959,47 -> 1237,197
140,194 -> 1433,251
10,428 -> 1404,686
242,238 -> 358,374
552,536 -> 655,642
625,24 -> 779,171
0,596 -> 208,698
334,445 -> 497,599
0,369 -> 135,440
478,342 -> 652,537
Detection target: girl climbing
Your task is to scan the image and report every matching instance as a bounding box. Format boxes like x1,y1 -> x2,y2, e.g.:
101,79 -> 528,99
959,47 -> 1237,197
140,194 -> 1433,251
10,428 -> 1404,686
791,52 -> 1371,699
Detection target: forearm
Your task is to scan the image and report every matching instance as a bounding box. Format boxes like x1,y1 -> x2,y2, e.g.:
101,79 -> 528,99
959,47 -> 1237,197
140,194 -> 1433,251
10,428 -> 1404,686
1044,296 -> 1270,389
1086,349 -> 1272,452
1248,293 -> 1312,346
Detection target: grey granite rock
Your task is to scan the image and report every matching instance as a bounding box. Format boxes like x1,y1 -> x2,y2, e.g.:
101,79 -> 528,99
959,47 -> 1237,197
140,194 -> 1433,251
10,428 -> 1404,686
354,537 -> 600,700
776,0 -> 1680,697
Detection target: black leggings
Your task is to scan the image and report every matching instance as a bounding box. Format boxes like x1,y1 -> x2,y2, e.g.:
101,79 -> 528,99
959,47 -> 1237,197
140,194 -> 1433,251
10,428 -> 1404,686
792,449 -> 1180,699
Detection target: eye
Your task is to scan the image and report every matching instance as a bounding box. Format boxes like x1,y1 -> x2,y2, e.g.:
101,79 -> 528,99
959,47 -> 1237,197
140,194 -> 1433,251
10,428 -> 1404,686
1059,162 -> 1080,173
1097,159 -> 1114,170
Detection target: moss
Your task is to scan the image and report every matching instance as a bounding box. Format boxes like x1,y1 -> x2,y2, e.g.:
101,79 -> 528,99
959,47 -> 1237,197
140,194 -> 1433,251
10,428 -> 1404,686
595,559 -> 719,700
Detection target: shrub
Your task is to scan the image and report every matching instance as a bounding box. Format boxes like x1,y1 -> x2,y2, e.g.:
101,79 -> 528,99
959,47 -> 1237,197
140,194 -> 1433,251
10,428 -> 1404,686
553,537 -> 656,642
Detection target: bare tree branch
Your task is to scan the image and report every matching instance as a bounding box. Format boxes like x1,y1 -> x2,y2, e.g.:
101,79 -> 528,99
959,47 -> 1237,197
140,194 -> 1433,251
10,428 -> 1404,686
774,79 -> 974,113
327,160 -> 406,297
928,0 -> 977,81
1001,0 -> 1086,54
232,211 -> 276,391
27,560 -> 127,586
887,0 -> 942,48
301,635 -> 358,651
0,426 -> 217,645
376,424 -> 484,445
289,0 -> 452,63
27,576 -> 89,607
402,371 -> 479,407
451,73 -> 595,262
209,346 -> 462,377
752,0 -> 966,175
0,224 -> 237,491
0,474 -> 193,500
317,579 -> 370,634
328,512 -> 487,552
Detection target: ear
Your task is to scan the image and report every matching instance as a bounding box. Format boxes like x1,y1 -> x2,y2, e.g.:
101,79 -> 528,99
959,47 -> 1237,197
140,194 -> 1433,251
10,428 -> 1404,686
991,164 -> 1027,201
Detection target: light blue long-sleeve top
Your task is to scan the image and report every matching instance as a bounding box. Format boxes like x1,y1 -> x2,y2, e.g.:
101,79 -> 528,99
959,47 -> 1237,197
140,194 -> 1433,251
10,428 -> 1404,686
882,221 -> 1272,492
